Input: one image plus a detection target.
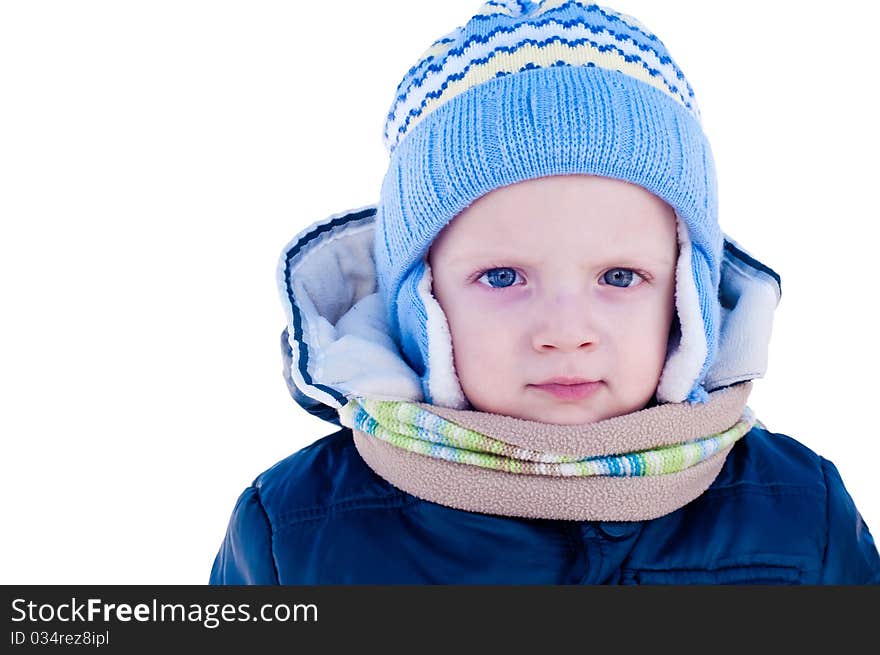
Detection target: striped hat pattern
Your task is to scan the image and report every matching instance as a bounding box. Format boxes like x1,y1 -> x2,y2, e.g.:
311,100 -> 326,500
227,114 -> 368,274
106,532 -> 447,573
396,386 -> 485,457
374,0 -> 722,408
383,0 -> 702,153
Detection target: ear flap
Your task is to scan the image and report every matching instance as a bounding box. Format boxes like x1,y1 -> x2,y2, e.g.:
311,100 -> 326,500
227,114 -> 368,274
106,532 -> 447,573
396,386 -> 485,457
703,236 -> 780,390
416,259 -> 469,408
656,214 -> 709,404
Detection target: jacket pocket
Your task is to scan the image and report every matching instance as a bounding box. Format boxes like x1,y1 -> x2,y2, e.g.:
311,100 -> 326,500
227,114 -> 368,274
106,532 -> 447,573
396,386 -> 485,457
621,564 -> 804,585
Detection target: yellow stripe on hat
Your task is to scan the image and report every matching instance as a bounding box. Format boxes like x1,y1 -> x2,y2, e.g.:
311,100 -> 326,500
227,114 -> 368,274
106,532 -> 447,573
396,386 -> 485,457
402,38 -> 684,141
417,37 -> 459,63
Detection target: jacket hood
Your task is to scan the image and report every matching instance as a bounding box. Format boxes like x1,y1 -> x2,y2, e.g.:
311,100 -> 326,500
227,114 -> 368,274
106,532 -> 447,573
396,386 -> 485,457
277,205 -> 781,427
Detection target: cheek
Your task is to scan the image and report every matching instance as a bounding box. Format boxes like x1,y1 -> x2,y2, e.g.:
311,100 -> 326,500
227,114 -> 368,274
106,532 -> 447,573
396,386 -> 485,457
613,294 -> 675,368
448,310 -> 513,358
441,288 -> 521,346
444,304 -> 517,381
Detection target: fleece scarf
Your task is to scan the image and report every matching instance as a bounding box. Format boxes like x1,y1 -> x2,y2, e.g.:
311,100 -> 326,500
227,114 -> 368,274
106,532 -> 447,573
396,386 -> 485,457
338,381 -> 756,521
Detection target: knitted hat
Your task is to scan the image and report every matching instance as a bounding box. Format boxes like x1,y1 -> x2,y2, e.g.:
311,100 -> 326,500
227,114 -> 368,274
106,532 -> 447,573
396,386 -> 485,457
374,0 -> 722,408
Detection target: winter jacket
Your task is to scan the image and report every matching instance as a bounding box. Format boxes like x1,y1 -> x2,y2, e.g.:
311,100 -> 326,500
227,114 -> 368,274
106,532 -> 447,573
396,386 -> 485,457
209,207 -> 880,584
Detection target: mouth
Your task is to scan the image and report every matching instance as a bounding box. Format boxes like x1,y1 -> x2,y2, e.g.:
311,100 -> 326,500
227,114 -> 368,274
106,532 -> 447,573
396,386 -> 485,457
528,378 -> 603,401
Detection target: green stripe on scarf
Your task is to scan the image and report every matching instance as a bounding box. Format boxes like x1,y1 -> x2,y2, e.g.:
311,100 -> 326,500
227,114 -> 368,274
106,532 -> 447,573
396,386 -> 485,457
339,397 -> 754,478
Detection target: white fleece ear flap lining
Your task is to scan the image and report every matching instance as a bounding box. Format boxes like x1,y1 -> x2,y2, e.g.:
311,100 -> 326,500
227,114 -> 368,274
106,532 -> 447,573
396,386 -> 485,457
656,214 -> 708,404
417,258 -> 469,409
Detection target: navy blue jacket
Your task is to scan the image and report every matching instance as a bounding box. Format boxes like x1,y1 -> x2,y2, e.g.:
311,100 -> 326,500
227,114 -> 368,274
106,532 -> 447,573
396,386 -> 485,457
210,423 -> 880,584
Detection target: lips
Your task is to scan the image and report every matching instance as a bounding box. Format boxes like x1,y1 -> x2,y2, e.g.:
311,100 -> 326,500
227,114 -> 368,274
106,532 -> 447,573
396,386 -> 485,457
534,376 -> 599,386
529,377 -> 603,401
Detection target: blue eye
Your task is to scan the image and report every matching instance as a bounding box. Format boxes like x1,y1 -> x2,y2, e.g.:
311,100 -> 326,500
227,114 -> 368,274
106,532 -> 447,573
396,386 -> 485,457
478,267 -> 521,288
601,268 -> 644,288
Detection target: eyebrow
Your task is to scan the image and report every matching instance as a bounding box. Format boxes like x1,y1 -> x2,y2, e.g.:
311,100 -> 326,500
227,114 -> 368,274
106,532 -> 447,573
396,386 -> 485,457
446,252 -> 531,265
447,250 -> 675,267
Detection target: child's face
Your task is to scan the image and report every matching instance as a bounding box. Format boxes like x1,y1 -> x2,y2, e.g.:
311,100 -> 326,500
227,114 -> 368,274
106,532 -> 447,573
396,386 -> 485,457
428,174 -> 678,425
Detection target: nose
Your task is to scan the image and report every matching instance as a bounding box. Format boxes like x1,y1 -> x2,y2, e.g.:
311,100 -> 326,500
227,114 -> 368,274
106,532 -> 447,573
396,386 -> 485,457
530,292 -> 599,353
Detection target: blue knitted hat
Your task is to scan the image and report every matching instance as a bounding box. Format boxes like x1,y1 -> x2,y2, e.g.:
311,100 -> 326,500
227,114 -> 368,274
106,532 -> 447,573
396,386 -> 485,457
375,0 -> 722,408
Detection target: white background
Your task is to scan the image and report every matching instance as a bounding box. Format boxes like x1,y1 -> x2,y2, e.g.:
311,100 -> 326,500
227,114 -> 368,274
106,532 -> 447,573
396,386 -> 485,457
2,1 -> 878,584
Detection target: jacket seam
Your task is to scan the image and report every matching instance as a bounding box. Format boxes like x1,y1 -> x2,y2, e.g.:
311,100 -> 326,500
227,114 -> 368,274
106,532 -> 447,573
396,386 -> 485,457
704,482 -> 824,496
626,553 -> 807,577
562,523 -> 587,583
819,456 -> 832,580
624,562 -> 804,584
272,492 -> 419,529
613,523 -> 646,579
252,485 -> 280,584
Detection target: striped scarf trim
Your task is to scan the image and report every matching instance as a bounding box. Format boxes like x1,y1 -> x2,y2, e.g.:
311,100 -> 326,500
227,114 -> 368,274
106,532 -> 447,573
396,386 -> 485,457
338,397 -> 756,478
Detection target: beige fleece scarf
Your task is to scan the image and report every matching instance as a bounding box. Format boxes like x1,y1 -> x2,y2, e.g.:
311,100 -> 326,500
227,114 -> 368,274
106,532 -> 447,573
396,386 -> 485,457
341,381 -> 756,521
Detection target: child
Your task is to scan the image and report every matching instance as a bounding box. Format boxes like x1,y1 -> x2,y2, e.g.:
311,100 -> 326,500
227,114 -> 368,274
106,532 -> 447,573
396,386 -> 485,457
210,0 -> 880,584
